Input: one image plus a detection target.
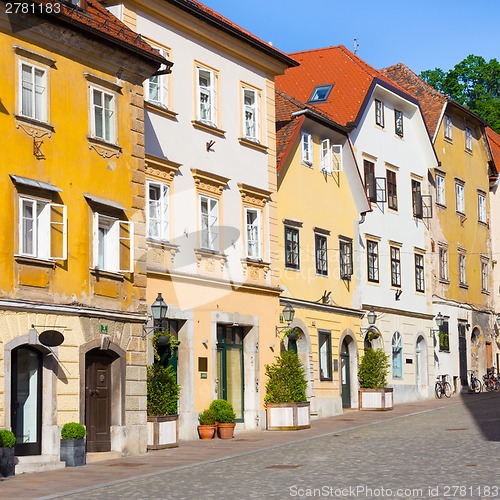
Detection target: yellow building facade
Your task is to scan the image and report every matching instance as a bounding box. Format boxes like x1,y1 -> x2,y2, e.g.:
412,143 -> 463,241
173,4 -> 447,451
0,1 -> 165,469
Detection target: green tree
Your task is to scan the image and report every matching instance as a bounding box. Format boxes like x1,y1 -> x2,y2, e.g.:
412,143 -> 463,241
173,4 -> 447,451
421,55 -> 500,133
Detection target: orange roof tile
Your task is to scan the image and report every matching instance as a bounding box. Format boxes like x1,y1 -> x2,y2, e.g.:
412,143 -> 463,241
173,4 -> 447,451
276,45 -> 412,127
487,127 -> 500,172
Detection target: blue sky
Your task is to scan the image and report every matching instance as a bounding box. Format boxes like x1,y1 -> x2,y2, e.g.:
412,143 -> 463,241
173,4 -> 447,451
202,0 -> 499,74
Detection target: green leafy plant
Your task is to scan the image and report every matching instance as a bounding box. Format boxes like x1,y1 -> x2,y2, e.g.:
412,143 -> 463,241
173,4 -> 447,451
264,351 -> 307,404
209,399 -> 236,423
147,364 -> 181,417
281,327 -> 305,342
61,422 -> 86,440
198,408 -> 217,425
151,330 -> 180,363
358,348 -> 390,389
0,429 -> 16,448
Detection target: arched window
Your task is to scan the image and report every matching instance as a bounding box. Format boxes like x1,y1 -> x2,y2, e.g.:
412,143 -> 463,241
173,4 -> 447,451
392,331 -> 403,378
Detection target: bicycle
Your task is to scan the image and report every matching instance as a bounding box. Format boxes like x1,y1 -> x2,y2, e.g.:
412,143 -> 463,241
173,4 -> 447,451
483,367 -> 498,392
435,374 -> 452,399
467,370 -> 482,393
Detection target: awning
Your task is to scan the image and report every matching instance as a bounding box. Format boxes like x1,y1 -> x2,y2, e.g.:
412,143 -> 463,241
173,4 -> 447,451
84,193 -> 128,212
10,174 -> 62,193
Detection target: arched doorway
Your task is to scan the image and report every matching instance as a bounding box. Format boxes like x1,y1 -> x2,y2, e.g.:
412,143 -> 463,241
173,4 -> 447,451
11,346 -> 43,456
340,338 -> 351,407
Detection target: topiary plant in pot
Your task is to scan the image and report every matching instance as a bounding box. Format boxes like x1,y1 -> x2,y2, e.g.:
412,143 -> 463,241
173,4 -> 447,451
264,350 -> 310,430
60,422 -> 86,467
209,399 -> 236,439
358,347 -> 393,410
197,408 -> 217,440
0,429 -> 16,477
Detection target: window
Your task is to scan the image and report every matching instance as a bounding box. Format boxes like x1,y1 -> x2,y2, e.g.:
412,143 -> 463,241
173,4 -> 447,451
436,174 -> 445,206
315,234 -> 328,276
439,320 -> 450,352
444,115 -> 452,140
478,192 -> 487,223
387,170 -> 398,210
392,331 -> 403,378
19,61 -> 47,122
284,226 -> 299,269
367,240 -> 379,283
301,132 -> 313,166
455,182 -> 465,214
395,110 -> 403,137
320,139 -> 331,173
242,87 -> 259,141
390,246 -> 401,287
308,84 -> 333,102
146,47 -> 169,108
339,238 -> 353,280
364,160 -> 376,202
414,253 -> 424,292
245,208 -> 261,259
318,331 -> 332,381
439,246 -> 449,282
412,179 -> 423,218
147,181 -> 169,241
93,213 -> 133,273
197,67 -> 217,126
481,259 -> 489,292
90,87 -> 115,143
375,99 -> 384,127
18,197 -> 67,260
458,252 -> 467,286
465,126 -> 472,152
200,195 -> 219,251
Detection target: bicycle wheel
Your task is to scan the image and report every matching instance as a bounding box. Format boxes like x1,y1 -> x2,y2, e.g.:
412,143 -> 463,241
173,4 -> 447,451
473,379 -> 482,394
486,379 -> 495,392
443,382 -> 452,398
435,382 -> 443,399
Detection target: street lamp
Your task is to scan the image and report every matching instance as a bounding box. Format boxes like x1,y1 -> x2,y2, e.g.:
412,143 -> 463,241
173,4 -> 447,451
435,312 -> 444,328
276,303 -> 296,337
142,293 -> 168,339
367,309 -> 377,325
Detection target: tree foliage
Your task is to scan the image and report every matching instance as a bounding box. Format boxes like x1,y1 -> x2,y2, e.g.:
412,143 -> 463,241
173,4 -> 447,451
420,54 -> 500,134
358,348 -> 390,389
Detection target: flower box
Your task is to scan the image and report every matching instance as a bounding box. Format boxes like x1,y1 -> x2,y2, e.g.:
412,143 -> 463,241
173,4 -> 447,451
147,414 -> 179,449
358,388 -> 393,411
266,401 -> 311,430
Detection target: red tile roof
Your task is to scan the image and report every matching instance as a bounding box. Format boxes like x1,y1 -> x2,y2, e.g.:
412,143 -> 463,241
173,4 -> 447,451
275,45 -> 410,127
487,127 -> 500,174
29,0 -> 168,65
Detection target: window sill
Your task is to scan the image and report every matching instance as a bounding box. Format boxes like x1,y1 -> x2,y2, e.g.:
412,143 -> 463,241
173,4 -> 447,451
238,137 -> 268,153
439,279 -> 450,285
87,136 -> 121,158
459,283 -> 469,290
315,272 -> 329,278
478,220 -> 488,227
302,161 -> 314,169
15,255 -> 56,269
191,120 -> 226,137
147,239 -> 179,251
145,101 -> 178,120
481,289 -> 490,295
436,202 -> 447,210
439,349 -> 450,353
15,115 -> 54,136
90,268 -> 125,281
285,266 -> 300,272
465,148 -> 473,155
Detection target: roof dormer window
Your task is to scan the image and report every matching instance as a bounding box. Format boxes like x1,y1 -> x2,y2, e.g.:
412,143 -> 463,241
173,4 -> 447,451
308,84 -> 333,103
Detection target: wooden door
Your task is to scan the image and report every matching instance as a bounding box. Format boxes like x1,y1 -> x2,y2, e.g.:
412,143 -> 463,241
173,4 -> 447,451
85,351 -> 112,452
340,339 -> 351,408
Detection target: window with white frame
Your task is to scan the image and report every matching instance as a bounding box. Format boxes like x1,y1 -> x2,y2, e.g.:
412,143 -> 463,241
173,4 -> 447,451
242,87 -> 259,141
367,240 -> 379,283
19,61 -> 47,122
439,245 -> 449,281
285,226 -> 299,270
200,195 -> 219,251
301,132 -> 313,166
465,126 -> 472,152
412,179 -> 423,218
390,246 -> 401,287
146,47 -> 169,108
458,252 -> 467,286
436,173 -> 446,206
315,233 -> 328,276
444,115 -> 452,140
339,238 -> 353,280
245,207 -> 261,259
395,109 -> 403,137
147,180 -> 169,241
93,212 -> 133,273
18,196 -> 67,260
197,67 -> 217,126
320,139 -> 331,173
456,182 -> 465,214
414,253 -> 424,292
318,330 -> 332,381
375,99 -> 384,127
387,169 -> 398,211
478,192 -> 487,223
90,87 -> 116,143
481,259 -> 489,292
392,331 -> 403,378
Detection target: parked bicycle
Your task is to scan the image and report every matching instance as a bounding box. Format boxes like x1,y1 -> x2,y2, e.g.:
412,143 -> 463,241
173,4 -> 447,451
467,370 -> 482,393
483,367 -> 498,392
435,374 -> 452,399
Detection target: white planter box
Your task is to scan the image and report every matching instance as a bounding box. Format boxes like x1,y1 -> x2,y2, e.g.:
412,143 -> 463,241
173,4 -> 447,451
266,402 -> 311,430
358,388 -> 393,411
147,415 -> 179,449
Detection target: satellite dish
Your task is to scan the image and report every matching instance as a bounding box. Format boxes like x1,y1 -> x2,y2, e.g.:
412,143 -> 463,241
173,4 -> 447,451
39,330 -> 64,347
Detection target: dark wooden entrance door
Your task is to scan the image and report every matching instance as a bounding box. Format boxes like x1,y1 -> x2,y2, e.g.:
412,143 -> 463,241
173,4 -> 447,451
85,351 -> 112,452
458,323 -> 467,387
11,346 -> 42,456
340,339 -> 351,408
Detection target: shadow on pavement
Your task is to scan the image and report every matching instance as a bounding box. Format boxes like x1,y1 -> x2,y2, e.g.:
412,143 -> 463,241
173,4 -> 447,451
460,391 -> 500,441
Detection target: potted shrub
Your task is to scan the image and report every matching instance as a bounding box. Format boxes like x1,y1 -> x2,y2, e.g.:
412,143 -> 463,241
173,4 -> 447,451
151,330 -> 180,365
264,350 -> 310,430
60,422 -> 86,467
209,399 -> 236,439
0,429 -> 16,477
147,363 -> 181,449
358,347 -> 393,410
197,408 -> 217,440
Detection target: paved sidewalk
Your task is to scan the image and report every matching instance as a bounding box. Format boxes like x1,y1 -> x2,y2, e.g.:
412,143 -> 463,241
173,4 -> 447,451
0,393 -> 477,499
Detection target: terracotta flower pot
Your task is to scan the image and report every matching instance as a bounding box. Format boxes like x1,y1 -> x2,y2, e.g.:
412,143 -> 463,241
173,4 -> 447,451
217,422 -> 236,439
197,424 -> 216,440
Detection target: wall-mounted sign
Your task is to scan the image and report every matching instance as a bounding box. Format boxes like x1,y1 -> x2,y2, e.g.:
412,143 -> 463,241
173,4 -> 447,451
100,325 -> 108,334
